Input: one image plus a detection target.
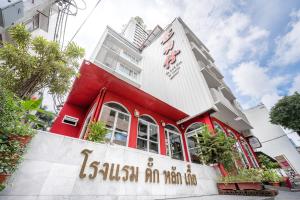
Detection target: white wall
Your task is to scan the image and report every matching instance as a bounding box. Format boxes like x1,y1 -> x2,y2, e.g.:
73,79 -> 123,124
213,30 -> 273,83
141,19 -> 215,116
244,104 -> 300,174
0,131 -> 218,200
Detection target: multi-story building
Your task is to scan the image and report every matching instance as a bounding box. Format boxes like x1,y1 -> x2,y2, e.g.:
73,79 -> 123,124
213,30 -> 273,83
0,0 -> 57,43
51,17 -> 259,169
121,16 -> 149,48
244,104 -> 300,184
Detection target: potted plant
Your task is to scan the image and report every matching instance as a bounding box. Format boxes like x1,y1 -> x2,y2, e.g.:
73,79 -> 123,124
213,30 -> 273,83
86,121 -> 108,143
235,168 -> 264,190
0,140 -> 23,184
217,175 -> 238,190
262,169 -> 283,187
9,122 -> 36,146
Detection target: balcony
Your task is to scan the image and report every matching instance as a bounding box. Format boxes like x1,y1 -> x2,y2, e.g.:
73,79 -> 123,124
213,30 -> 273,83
94,49 -> 141,87
220,82 -> 236,101
210,88 -> 252,132
199,61 -> 222,88
208,62 -> 223,79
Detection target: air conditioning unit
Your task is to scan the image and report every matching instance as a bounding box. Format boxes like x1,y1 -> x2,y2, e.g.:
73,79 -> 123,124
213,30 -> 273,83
0,0 -> 24,28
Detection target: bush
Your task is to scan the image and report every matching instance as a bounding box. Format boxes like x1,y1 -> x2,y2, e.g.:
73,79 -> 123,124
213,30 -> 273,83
218,168 -> 263,183
0,140 -> 23,175
87,121 -> 107,143
262,169 -> 283,183
196,126 -> 237,171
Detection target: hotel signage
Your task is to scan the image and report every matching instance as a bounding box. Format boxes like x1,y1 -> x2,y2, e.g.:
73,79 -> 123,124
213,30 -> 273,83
79,149 -> 197,186
161,28 -> 182,80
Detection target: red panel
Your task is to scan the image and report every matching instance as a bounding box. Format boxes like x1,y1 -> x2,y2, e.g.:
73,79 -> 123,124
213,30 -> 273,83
66,60 -> 188,122
50,103 -> 87,138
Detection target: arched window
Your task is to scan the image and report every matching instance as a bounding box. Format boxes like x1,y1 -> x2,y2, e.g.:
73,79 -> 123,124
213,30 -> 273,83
240,138 -> 259,168
213,121 -> 225,134
137,115 -> 159,154
99,102 -> 130,146
226,129 -> 250,168
165,125 -> 184,160
186,123 -> 205,164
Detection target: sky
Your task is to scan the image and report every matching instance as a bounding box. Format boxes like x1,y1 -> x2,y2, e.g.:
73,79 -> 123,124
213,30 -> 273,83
56,0 -> 300,110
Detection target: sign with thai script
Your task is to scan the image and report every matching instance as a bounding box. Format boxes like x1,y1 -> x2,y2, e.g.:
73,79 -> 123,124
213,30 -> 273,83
161,28 -> 182,80
79,149 -> 197,186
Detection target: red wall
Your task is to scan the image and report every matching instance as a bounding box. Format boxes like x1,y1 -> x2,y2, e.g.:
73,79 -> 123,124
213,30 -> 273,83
51,89 -> 258,166
50,103 -> 88,138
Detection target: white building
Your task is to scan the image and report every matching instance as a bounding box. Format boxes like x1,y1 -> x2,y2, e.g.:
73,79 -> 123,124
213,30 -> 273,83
121,16 -> 149,48
244,104 -> 300,175
0,0 -> 57,42
53,17 -> 259,169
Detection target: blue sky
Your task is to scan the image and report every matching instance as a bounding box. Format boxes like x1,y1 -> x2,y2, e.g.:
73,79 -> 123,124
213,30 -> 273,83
61,0 -> 300,110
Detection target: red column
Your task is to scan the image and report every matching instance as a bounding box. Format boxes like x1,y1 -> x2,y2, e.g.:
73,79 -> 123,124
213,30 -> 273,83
203,114 -> 215,134
181,130 -> 190,161
128,115 -> 138,148
84,88 -> 106,139
159,125 -> 166,155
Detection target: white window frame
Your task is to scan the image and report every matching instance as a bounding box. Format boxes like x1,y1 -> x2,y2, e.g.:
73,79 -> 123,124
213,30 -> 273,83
62,115 -> 79,126
241,138 -> 259,168
137,116 -> 160,154
165,125 -> 185,161
185,123 -> 205,164
226,129 -> 250,168
98,103 -> 131,146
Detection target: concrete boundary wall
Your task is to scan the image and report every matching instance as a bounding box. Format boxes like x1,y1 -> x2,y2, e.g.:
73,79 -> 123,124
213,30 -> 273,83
0,131 -> 218,200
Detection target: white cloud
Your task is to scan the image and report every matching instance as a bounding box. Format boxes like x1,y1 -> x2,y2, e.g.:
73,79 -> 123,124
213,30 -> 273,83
289,74 -> 300,94
232,61 -> 287,108
181,1 -> 269,70
271,9 -> 300,66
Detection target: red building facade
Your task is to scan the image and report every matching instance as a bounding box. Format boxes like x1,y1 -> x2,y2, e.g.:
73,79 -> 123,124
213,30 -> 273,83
51,61 -> 259,168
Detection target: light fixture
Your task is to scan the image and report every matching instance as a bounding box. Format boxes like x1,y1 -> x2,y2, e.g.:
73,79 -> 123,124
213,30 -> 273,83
161,121 -> 166,127
134,109 -> 140,117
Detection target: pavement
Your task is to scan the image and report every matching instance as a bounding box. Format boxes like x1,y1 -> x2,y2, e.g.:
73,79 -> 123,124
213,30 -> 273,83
161,187 -> 300,200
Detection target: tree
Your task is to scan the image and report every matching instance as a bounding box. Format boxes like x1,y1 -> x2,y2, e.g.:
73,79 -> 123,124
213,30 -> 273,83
196,126 -> 237,171
0,24 -> 85,99
270,92 -> 300,134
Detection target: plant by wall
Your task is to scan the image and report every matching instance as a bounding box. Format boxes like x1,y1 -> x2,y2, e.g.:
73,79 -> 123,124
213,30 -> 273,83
262,169 -> 283,183
218,168 -> 263,183
196,126 -> 237,171
258,154 -> 279,169
0,24 -> 85,99
87,121 -> 108,143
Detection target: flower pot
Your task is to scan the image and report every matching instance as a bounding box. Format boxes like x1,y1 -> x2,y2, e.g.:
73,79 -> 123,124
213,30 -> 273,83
271,182 -> 280,187
9,134 -> 32,146
236,182 -> 263,190
0,173 -> 10,184
217,183 -> 237,190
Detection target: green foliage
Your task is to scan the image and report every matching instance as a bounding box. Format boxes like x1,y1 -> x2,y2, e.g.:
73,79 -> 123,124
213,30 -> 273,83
0,184 -> 5,192
0,24 -> 85,99
258,154 -> 279,169
196,126 -> 237,171
218,168 -> 263,183
0,83 -> 22,134
262,169 -> 283,183
87,121 -> 108,143
0,140 -> 23,174
270,92 -> 300,132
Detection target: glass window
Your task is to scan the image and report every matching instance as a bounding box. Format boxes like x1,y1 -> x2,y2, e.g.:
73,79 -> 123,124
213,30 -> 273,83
213,121 -> 225,134
137,116 -> 159,154
118,63 -> 139,80
226,129 -> 250,168
241,138 -> 259,168
99,103 -> 130,146
186,123 -> 205,164
165,125 -> 184,160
